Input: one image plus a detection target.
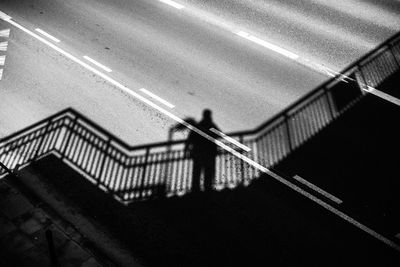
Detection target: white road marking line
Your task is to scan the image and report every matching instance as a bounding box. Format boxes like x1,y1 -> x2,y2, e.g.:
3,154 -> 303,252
0,29 -> 10,38
0,55 -> 5,66
35,28 -> 60,43
83,55 -> 112,73
140,88 -> 175,108
0,11 -> 11,21
210,128 -> 251,152
0,41 -> 8,51
236,31 -> 299,60
3,12 -> 400,253
363,86 -> 400,106
0,69 -> 3,80
293,175 -> 343,204
159,0 -> 184,9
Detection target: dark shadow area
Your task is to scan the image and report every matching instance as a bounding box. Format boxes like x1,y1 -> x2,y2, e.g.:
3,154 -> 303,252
8,154 -> 400,267
275,72 -> 400,237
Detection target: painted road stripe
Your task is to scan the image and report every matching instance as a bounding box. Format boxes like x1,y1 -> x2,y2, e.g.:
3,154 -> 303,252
210,128 -> 251,152
0,11 -> 11,21
0,41 -> 8,51
293,175 -> 343,204
363,86 -> 400,106
35,28 -> 60,43
2,12 -> 400,253
236,31 -> 299,60
83,55 -> 112,73
0,55 -> 5,66
0,69 -> 3,80
0,29 -> 10,38
140,88 -> 175,108
159,0 -> 184,9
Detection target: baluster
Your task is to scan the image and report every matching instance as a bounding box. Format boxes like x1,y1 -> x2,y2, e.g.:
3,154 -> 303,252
284,114 -> 292,153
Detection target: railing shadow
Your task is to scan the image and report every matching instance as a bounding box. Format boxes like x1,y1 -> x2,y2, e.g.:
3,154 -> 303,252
1,31 -> 399,204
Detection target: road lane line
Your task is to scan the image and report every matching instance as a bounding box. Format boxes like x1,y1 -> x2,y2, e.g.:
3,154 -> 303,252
35,28 -> 60,43
210,128 -> 251,152
83,55 -> 112,72
0,55 -> 5,66
293,175 -> 343,204
2,12 -> 400,252
159,0 -> 184,9
0,11 -> 11,21
0,69 -> 3,80
0,41 -> 8,51
0,29 -> 10,38
140,88 -> 175,108
236,31 -> 299,60
363,86 -> 400,106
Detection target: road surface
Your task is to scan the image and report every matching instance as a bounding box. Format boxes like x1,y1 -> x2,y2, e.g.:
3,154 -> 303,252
0,0 -> 399,145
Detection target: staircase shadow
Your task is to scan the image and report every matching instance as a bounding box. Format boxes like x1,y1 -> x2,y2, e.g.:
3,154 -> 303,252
8,153 -> 400,267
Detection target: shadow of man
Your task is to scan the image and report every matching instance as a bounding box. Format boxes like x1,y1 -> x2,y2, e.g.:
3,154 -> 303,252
185,109 -> 220,193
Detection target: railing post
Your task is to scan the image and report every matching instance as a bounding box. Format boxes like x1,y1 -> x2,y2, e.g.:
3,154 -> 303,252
60,117 -> 77,159
34,120 -> 52,160
357,65 -> 369,92
389,44 -> 400,69
239,135 -> 246,185
284,114 -> 292,153
98,138 -> 111,185
140,147 -> 150,197
324,87 -> 335,120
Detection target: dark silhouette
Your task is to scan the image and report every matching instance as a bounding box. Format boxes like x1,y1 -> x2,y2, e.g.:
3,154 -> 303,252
185,109 -> 220,193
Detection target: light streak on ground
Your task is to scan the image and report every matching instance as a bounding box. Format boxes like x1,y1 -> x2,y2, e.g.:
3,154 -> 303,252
140,88 -> 175,108
293,175 -> 343,204
2,9 -> 400,252
83,55 -> 112,73
210,127 -> 251,152
35,28 -> 60,43
159,0 -> 184,10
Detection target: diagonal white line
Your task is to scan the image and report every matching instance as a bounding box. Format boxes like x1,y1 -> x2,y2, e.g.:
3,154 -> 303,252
140,88 -> 175,108
159,0 -> 185,9
293,175 -> 343,204
236,31 -> 299,60
35,28 -> 60,43
83,55 -> 112,72
2,11 -> 400,253
0,11 -> 11,21
210,128 -> 251,152
363,86 -> 400,106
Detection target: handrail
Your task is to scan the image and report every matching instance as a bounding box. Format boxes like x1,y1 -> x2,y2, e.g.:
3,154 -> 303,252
1,30 -> 399,203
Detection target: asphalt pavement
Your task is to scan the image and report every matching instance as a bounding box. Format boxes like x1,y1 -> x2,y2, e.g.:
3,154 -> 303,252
1,0 -> 398,145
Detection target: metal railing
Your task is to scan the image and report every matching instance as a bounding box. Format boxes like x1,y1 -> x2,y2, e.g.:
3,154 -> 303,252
1,31 -> 399,203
